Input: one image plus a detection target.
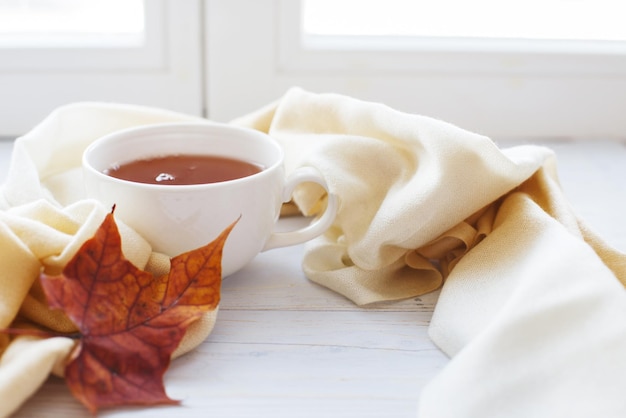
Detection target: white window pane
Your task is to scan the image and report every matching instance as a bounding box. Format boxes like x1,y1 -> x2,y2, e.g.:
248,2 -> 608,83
302,0 -> 626,42
0,0 -> 144,47
0,0 -> 203,136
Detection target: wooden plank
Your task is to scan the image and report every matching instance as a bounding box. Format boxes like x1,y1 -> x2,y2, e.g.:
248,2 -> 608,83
221,243 -> 439,313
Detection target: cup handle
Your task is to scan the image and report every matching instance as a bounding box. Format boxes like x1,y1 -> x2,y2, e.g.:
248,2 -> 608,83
262,166 -> 338,251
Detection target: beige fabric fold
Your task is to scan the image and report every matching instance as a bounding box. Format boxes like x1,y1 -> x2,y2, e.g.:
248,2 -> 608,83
234,87 -> 626,417
234,88 -> 554,303
422,175 -> 626,417
0,103 -> 216,418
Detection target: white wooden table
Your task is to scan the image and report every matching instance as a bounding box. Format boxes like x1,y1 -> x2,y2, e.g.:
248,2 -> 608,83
2,138 -> 626,418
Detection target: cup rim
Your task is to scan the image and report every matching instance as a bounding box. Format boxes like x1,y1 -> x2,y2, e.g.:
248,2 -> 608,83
82,121 -> 284,190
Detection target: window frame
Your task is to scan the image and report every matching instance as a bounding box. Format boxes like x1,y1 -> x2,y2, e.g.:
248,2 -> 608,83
282,1 -> 626,77
0,1 -> 162,72
2,0 -> 625,140
0,0 -> 204,137
206,0 -> 626,141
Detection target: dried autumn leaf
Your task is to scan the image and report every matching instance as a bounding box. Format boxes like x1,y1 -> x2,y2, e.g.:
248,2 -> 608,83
39,211 -> 237,414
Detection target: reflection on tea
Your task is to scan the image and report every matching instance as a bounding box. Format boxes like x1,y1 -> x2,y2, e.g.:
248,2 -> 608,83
104,154 -> 263,185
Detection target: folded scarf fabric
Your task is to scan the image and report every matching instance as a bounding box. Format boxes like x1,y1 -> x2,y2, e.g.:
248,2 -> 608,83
234,87 -> 626,417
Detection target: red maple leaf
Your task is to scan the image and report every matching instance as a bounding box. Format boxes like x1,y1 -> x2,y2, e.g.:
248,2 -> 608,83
39,210 -> 237,414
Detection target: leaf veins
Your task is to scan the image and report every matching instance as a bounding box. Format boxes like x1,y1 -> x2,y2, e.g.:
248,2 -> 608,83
40,211 -> 237,414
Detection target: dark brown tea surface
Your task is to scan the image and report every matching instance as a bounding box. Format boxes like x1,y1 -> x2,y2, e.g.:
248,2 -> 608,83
104,154 -> 263,185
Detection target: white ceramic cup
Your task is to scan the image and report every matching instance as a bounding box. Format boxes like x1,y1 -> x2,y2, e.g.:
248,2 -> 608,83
82,122 -> 337,277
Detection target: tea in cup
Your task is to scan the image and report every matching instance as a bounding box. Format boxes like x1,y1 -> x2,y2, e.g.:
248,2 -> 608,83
82,122 -> 337,276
